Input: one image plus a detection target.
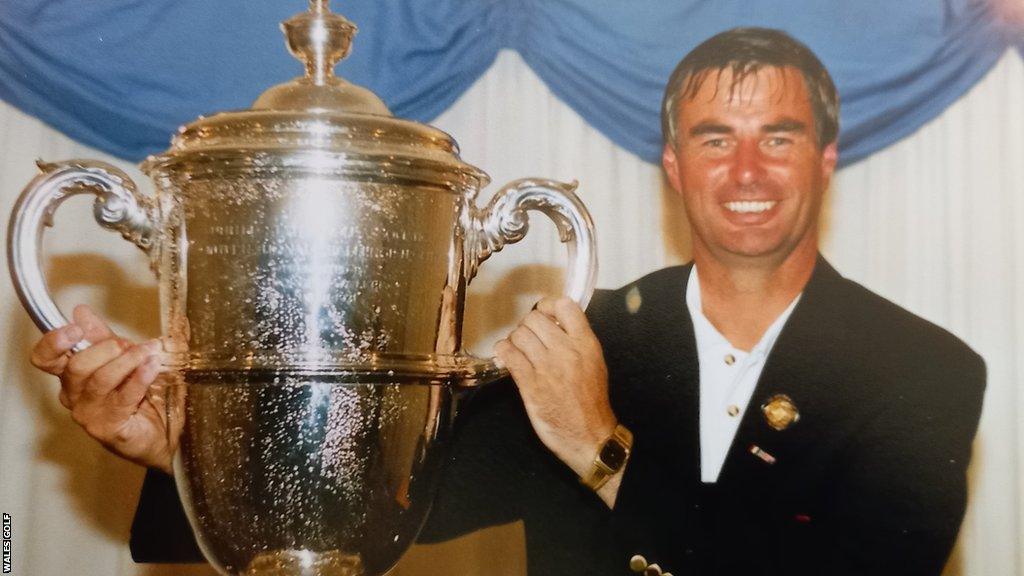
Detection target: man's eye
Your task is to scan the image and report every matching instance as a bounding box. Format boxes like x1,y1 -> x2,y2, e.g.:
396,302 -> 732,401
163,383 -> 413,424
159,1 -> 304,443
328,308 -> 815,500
704,138 -> 728,148
765,137 -> 792,147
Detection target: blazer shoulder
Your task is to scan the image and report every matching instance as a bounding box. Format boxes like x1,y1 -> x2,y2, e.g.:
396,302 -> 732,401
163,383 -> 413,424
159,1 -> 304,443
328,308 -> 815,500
830,275 -> 985,386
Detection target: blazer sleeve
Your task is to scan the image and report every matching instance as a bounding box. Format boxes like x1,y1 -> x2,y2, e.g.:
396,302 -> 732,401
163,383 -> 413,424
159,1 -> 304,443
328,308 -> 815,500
416,379 -> 533,542
130,468 -> 205,563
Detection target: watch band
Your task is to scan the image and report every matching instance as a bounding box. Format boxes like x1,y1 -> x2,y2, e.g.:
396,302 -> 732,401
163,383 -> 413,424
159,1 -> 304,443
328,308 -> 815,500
581,423 -> 633,492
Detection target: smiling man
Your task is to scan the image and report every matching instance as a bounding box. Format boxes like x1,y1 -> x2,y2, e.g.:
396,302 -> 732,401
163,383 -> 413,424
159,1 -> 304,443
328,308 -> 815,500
31,27 -> 986,576
465,28 -> 988,574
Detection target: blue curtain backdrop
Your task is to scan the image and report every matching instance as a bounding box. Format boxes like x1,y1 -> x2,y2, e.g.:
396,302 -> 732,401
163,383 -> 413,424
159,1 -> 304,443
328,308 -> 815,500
0,0 -> 1019,167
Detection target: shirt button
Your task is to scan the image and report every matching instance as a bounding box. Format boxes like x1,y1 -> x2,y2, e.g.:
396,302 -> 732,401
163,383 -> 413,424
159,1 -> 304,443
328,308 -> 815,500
727,405 -> 740,417
724,353 -> 736,365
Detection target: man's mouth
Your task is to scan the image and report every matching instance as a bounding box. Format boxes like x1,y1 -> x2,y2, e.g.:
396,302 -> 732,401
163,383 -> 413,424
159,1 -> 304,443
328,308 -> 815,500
724,200 -> 778,214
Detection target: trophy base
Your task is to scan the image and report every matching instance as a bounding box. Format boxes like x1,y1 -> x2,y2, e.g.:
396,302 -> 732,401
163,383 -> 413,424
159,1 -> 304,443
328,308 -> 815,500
245,550 -> 363,576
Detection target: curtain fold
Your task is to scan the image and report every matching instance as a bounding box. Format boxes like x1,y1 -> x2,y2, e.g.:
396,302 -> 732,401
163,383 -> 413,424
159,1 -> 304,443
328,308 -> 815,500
0,1 -> 1014,165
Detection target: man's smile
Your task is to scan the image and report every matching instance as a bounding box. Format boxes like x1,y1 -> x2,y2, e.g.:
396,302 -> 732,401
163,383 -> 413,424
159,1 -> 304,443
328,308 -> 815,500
723,200 -> 778,214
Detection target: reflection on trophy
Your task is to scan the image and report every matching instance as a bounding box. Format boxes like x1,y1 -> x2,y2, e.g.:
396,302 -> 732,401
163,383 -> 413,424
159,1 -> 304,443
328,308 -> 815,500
6,1 -> 597,574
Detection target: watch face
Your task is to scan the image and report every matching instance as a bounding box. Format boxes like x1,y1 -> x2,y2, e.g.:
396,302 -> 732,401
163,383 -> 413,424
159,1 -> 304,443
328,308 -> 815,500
599,439 -> 628,470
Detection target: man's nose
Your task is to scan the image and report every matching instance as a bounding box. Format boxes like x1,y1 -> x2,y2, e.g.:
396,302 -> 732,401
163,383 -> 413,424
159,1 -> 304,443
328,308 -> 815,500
730,140 -> 766,185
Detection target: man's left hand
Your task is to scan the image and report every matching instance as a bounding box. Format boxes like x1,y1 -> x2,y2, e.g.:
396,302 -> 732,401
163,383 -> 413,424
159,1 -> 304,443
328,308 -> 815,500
494,296 -> 621,506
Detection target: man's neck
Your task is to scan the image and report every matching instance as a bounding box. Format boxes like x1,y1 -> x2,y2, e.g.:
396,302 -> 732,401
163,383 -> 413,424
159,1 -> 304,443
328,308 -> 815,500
693,244 -> 816,351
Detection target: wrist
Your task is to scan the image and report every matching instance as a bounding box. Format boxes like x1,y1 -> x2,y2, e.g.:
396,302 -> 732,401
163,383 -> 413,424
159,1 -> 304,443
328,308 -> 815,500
563,419 -> 618,478
595,469 -> 624,509
151,450 -> 174,476
147,461 -> 173,477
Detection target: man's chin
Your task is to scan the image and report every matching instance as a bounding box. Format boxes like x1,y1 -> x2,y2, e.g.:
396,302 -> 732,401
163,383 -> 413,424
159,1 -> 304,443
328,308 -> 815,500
712,241 -> 793,267
721,237 -> 786,259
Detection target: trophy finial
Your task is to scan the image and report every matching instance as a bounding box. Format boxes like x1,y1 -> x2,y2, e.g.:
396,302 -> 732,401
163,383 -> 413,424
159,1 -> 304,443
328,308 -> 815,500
283,0 -> 357,86
252,0 -> 389,113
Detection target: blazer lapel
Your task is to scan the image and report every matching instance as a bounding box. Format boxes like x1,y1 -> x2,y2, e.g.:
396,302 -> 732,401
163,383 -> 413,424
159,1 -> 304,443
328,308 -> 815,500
718,256 -> 851,483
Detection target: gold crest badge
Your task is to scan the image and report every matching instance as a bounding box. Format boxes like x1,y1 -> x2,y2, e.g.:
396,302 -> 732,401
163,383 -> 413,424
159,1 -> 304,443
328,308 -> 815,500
761,394 -> 800,431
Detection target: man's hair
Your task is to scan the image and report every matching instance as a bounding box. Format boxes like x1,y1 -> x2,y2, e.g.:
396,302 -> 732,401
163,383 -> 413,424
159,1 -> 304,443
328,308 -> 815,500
661,27 -> 839,149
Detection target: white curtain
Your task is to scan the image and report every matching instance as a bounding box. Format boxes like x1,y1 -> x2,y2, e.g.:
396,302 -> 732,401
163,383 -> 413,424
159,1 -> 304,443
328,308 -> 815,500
0,49 -> 1021,575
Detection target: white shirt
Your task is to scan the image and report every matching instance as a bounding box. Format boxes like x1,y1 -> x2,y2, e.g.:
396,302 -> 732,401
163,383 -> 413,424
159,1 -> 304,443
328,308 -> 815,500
686,266 -> 801,483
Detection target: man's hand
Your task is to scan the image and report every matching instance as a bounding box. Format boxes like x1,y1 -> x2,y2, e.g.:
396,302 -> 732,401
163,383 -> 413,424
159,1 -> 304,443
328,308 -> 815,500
30,304 -> 174,474
494,296 -> 623,507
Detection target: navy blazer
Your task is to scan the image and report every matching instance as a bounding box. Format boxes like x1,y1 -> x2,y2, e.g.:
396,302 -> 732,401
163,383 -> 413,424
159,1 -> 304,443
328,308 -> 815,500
131,257 -> 986,575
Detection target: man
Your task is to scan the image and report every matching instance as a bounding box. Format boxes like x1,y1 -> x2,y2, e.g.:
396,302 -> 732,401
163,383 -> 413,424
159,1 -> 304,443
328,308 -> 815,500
31,28 -> 985,575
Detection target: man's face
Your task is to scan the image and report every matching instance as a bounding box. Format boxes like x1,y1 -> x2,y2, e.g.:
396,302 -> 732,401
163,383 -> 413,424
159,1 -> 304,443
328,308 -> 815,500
662,66 -> 837,267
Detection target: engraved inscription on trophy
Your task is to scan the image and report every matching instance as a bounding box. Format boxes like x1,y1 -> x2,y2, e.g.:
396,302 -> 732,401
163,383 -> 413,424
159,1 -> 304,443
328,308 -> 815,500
198,224 -> 425,261
182,183 -> 456,368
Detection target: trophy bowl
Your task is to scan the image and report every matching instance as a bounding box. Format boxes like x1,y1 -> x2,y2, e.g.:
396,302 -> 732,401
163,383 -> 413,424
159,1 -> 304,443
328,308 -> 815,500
7,1 -> 597,574
167,372 -> 454,576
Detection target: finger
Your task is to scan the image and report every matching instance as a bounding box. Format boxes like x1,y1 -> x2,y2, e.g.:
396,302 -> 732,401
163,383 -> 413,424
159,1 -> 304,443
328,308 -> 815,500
58,389 -> 71,409
73,304 -> 117,343
85,339 -> 162,400
509,324 -> 549,359
536,297 -> 592,338
63,339 -> 130,400
494,338 -> 536,386
112,355 -> 163,410
522,309 -> 570,350
531,298 -> 560,326
31,324 -> 84,374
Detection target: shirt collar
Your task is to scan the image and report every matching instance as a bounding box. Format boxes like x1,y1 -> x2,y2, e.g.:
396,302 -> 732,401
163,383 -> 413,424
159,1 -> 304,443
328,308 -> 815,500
685,264 -> 802,356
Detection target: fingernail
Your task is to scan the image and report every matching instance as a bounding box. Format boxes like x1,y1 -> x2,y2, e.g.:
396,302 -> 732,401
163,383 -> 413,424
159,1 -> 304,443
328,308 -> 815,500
142,338 -> 163,352
493,356 -> 506,369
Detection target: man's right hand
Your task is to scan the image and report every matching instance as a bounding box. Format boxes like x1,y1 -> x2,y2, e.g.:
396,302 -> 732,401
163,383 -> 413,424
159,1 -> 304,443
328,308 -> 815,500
30,304 -> 174,474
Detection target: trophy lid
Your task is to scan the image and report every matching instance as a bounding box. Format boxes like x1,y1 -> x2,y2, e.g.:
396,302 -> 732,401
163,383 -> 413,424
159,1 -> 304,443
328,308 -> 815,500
142,0 -> 488,191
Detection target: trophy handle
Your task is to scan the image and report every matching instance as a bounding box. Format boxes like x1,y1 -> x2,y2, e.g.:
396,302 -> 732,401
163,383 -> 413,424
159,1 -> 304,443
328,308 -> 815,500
7,160 -> 158,351
465,178 -> 598,380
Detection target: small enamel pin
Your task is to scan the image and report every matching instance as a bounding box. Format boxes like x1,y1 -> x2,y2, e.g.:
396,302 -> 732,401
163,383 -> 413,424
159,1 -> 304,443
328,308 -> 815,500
761,394 -> 800,431
749,444 -> 776,465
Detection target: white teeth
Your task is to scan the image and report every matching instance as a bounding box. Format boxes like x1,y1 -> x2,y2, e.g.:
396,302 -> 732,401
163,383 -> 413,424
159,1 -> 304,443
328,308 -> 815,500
724,201 -> 777,213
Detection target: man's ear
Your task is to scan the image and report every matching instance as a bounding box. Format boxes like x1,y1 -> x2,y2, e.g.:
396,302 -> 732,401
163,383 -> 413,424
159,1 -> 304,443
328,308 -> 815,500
821,141 -> 838,179
662,144 -> 683,194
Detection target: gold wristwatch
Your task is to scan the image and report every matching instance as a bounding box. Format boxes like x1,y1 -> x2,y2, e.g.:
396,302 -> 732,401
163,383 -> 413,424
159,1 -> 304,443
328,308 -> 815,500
581,423 -> 633,491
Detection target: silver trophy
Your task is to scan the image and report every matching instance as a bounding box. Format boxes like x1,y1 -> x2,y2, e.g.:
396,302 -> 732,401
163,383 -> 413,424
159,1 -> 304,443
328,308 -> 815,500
6,2 -> 597,574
